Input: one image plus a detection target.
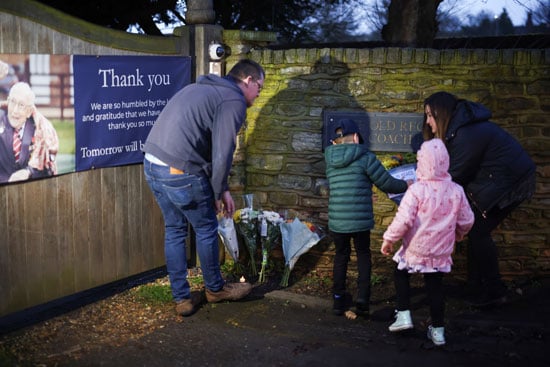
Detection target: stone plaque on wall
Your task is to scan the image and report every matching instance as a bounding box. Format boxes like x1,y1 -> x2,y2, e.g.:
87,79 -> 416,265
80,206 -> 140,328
323,111 -> 424,152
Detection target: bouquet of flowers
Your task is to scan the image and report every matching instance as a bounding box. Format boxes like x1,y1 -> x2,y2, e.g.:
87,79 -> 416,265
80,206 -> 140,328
257,210 -> 284,283
233,207 -> 259,276
279,218 -> 324,287
217,214 -> 239,262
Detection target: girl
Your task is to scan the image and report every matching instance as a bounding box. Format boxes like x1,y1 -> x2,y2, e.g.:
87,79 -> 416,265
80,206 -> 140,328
381,138 -> 474,346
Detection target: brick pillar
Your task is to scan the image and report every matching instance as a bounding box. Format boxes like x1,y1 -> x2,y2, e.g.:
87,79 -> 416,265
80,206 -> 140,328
176,0 -> 222,80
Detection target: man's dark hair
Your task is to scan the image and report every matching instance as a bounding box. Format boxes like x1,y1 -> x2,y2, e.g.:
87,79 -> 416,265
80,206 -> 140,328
228,59 -> 265,81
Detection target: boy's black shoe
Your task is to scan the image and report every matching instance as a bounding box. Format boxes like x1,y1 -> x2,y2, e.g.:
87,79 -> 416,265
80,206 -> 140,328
355,302 -> 370,319
333,294 -> 345,316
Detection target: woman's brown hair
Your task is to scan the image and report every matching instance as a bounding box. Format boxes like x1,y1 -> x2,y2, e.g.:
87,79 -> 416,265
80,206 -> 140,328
422,92 -> 458,141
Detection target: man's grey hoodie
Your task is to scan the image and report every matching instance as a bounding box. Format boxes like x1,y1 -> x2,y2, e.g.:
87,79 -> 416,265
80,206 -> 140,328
143,74 -> 246,200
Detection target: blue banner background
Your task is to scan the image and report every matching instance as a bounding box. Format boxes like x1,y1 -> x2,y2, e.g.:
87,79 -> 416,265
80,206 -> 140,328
73,55 -> 191,171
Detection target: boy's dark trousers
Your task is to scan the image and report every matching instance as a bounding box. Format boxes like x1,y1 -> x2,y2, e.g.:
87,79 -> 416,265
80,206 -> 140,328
331,230 -> 371,304
394,268 -> 445,327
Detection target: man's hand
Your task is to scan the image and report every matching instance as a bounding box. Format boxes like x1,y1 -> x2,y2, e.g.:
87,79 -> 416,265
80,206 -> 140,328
216,191 -> 235,218
8,168 -> 31,182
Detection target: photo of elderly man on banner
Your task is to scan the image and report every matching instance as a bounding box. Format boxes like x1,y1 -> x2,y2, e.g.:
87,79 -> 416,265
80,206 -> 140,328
0,58 -> 59,184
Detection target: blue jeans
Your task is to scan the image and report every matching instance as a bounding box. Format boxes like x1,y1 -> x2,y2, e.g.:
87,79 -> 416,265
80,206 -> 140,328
144,159 -> 224,302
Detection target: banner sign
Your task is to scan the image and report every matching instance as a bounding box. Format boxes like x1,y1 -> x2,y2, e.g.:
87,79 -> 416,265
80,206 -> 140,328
323,111 -> 424,153
73,55 -> 191,171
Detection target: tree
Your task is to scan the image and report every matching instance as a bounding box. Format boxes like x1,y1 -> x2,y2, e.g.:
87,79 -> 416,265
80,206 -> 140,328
35,0 -> 360,42
530,0 -> 550,28
212,0 -> 359,43
36,0 -> 545,44
36,0 -> 185,35
459,8 -> 518,37
381,0 -> 443,47
461,12 -> 494,37
300,0 -> 364,43
496,9 -> 515,35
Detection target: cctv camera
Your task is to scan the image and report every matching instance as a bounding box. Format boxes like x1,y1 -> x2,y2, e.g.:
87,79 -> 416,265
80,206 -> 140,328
209,43 -> 226,61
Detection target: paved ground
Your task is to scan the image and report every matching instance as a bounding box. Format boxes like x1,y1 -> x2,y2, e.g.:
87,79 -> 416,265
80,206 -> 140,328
51,278 -> 550,367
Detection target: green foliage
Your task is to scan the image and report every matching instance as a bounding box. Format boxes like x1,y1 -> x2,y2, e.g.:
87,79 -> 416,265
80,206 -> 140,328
188,274 -> 204,288
133,284 -> 173,304
371,273 -> 385,286
0,349 -> 19,367
52,120 -> 75,154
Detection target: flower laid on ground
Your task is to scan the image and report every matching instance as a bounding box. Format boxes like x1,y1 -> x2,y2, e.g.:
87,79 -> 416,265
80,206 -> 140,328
380,153 -> 417,170
217,214 -> 239,262
258,210 -> 284,283
279,218 -> 324,287
233,208 -> 260,276
381,154 -> 403,169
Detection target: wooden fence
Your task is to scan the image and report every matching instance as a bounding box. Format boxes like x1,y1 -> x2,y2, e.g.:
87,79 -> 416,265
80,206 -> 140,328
0,0 -> 189,317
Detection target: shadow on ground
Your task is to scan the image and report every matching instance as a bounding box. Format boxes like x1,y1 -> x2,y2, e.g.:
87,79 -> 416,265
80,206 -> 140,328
1,271 -> 549,367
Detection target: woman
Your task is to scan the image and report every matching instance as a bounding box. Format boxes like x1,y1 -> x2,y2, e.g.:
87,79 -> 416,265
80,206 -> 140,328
422,91 -> 536,307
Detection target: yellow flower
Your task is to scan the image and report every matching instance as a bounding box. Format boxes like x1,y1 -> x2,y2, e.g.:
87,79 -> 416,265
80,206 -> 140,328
233,209 -> 242,223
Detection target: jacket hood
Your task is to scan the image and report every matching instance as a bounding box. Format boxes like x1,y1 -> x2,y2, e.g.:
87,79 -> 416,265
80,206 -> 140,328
197,74 -> 243,94
416,138 -> 451,181
324,143 -> 366,169
447,100 -> 492,139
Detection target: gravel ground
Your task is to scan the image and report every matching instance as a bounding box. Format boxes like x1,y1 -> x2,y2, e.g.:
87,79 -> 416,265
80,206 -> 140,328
1,264 -> 549,367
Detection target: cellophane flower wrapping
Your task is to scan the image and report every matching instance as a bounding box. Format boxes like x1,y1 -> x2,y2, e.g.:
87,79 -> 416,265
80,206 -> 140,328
258,211 -> 284,283
233,208 -> 259,276
217,215 -> 239,262
279,218 -> 323,287
386,163 -> 417,205
381,153 -> 418,205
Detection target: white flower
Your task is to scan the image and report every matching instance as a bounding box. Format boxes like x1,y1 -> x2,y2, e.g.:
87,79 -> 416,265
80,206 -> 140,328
260,210 -> 284,225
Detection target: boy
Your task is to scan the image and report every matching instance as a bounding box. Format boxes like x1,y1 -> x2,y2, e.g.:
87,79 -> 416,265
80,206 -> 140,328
325,118 -> 409,317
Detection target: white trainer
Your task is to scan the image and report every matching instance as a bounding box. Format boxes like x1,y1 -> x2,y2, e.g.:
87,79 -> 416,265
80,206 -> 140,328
388,310 -> 414,332
427,325 -> 446,346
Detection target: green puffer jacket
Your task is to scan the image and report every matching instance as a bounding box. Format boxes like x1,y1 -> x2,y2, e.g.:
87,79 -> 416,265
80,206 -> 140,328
325,143 -> 408,233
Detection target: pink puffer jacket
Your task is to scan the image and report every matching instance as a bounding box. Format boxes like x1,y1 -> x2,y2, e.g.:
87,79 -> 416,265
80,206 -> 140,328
383,139 -> 474,271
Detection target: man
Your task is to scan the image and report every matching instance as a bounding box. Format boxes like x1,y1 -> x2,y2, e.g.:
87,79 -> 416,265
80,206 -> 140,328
0,82 -> 59,183
142,59 -> 265,316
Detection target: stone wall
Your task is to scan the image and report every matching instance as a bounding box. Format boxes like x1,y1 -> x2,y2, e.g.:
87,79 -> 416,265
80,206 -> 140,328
227,44 -> 549,282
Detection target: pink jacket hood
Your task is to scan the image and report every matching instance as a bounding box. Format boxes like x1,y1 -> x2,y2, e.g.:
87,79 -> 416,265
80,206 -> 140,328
416,138 -> 451,182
